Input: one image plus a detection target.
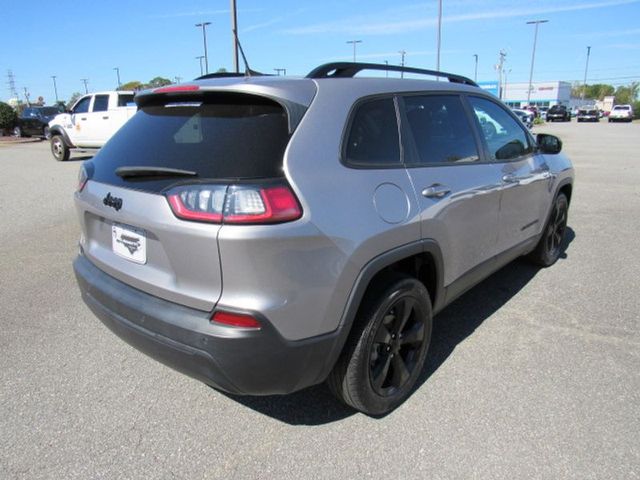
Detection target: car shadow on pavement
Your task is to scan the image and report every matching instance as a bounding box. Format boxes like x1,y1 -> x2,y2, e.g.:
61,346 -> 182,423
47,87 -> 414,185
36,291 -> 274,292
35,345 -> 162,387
221,227 -> 575,426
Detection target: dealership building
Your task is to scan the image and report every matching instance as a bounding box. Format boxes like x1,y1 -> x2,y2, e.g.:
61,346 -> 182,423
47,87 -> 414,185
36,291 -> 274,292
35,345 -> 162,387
478,80 -> 578,108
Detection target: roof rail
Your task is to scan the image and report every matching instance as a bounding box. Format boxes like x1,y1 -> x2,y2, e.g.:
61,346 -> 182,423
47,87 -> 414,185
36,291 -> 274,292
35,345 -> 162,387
306,62 -> 478,87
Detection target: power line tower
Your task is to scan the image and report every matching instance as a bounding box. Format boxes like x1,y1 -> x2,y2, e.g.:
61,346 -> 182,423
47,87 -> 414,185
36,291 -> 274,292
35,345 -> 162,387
7,70 -> 18,99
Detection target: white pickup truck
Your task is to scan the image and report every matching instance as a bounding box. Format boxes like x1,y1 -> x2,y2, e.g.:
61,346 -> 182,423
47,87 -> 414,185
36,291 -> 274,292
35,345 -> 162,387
48,91 -> 137,161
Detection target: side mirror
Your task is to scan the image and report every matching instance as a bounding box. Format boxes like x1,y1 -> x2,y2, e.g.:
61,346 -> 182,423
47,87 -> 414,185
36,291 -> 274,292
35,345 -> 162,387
537,133 -> 562,154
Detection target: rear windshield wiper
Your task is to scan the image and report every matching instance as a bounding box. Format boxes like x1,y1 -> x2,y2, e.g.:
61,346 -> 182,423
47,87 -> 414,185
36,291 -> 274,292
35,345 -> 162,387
115,166 -> 198,179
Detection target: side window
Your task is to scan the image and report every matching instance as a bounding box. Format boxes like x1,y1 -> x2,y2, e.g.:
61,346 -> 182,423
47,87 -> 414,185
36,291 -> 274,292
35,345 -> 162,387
22,108 -> 33,118
468,96 -> 533,161
345,98 -> 400,167
92,95 -> 109,112
404,95 -> 479,165
118,94 -> 135,107
73,97 -> 91,114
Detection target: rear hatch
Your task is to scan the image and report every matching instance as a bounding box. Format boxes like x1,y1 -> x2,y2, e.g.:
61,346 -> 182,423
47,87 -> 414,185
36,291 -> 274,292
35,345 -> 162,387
75,90 -> 297,311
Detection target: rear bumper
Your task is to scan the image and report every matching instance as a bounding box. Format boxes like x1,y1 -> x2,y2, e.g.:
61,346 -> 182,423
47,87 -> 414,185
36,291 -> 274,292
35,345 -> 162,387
73,255 -> 342,395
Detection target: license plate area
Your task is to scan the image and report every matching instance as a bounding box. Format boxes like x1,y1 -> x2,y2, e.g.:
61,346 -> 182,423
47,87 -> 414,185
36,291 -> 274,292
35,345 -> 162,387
112,223 -> 147,264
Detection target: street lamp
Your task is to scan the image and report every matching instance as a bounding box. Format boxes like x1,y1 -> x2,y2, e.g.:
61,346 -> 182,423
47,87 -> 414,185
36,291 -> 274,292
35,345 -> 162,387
436,0 -> 443,71
346,40 -> 362,62
581,46 -> 591,102
196,56 -> 205,76
195,22 -> 212,74
51,76 -> 59,103
113,67 -> 121,88
526,19 -> 549,105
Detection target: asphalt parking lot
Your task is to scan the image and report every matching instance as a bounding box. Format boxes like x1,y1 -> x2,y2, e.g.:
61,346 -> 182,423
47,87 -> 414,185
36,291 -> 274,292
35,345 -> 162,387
1,120 -> 639,479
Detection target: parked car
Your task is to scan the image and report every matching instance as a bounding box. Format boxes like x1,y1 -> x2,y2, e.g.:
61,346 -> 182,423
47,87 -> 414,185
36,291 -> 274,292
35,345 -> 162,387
13,106 -> 61,139
511,108 -> 534,128
608,104 -> 634,122
538,106 -> 549,120
72,62 -> 574,415
546,104 -> 571,122
576,106 -> 599,122
48,91 -> 137,161
522,105 -> 539,118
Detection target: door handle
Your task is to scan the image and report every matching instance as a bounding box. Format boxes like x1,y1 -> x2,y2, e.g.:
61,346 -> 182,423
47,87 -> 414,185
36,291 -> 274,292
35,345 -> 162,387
80,117 -> 87,121
422,184 -> 451,199
102,116 -> 109,120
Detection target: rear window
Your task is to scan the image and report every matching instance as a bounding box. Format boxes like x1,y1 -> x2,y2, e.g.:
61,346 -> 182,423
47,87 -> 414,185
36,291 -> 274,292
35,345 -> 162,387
548,106 -> 564,112
90,94 -> 291,192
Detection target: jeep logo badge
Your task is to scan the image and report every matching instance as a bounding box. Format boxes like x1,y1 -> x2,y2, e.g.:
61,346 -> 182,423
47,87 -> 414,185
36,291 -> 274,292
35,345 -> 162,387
103,193 -> 123,211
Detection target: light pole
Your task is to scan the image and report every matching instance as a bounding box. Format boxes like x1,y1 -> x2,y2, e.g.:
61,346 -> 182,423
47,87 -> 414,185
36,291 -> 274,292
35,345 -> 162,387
51,76 -> 59,103
346,40 -> 362,62
384,60 -> 389,78
195,22 -> 212,74
113,67 -> 121,88
526,19 -> 548,105
399,50 -> 407,78
473,54 -> 478,82
581,46 -> 591,102
196,56 -> 205,76
230,0 -> 239,73
436,0 -> 443,71
81,78 -> 89,94
504,68 -> 512,102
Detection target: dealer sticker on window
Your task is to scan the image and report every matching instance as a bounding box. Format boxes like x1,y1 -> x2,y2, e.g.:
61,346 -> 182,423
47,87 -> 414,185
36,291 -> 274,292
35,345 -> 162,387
112,223 -> 147,264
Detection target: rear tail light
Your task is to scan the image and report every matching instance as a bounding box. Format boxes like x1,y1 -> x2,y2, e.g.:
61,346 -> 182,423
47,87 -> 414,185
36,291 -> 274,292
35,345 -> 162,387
211,311 -> 261,329
77,163 -> 92,192
166,183 -> 302,225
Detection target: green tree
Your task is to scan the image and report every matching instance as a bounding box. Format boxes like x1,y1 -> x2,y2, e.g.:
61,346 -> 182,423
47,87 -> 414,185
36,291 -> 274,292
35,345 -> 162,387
118,81 -> 145,91
0,101 -> 17,134
615,82 -> 639,104
571,83 -> 615,100
67,92 -> 83,109
147,76 -> 172,88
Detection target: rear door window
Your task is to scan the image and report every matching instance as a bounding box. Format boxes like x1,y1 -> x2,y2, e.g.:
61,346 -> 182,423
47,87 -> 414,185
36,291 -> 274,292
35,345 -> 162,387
92,95 -> 109,112
90,94 -> 292,193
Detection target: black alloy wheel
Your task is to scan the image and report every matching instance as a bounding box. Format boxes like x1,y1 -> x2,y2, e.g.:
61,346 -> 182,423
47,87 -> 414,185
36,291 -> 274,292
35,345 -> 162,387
369,296 -> 427,396
528,193 -> 569,267
328,274 -> 432,415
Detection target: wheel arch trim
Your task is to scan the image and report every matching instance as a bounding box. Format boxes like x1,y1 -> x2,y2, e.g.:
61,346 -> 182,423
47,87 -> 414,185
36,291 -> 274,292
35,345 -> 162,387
48,126 -> 75,148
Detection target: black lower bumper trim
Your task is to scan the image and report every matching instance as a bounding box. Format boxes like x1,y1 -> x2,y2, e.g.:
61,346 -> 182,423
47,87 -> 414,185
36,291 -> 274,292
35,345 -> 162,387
73,255 -> 342,395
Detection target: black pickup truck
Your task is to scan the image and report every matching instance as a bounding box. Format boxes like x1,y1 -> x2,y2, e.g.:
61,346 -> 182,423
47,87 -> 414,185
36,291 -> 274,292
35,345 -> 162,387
13,106 -> 61,139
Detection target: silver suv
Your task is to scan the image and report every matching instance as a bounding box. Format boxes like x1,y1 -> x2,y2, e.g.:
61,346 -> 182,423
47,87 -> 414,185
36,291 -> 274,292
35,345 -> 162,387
73,63 -> 574,415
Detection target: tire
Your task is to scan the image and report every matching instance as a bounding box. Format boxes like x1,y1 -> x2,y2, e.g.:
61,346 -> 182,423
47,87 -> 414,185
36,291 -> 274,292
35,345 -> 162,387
51,135 -> 70,162
12,126 -> 22,137
608,119 -> 612,123
328,274 -> 432,415
527,193 -> 569,267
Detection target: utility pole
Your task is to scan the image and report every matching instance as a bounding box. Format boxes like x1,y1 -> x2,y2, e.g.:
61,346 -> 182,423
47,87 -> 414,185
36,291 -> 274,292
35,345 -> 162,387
7,70 -> 18,99
526,19 -> 548,105
113,67 -> 121,88
436,0 -> 443,71
196,56 -> 205,76
473,54 -> 478,82
274,68 -> 286,76
51,76 -> 59,103
23,87 -> 31,106
495,50 -> 506,99
346,40 -> 362,62
504,68 -> 512,101
399,50 -> 407,78
230,0 -> 239,73
581,46 -> 591,102
81,78 -> 89,94
195,22 -> 212,74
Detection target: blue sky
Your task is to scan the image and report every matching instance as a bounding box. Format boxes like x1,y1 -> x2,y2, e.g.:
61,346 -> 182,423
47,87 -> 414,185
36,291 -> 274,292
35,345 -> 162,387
2,0 -> 639,103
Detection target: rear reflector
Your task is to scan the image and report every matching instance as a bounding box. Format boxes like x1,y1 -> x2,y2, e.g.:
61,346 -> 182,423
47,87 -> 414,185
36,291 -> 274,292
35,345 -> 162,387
212,311 -> 261,329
